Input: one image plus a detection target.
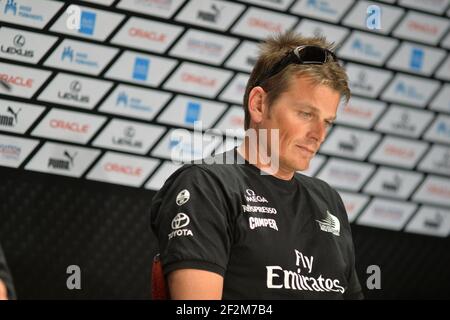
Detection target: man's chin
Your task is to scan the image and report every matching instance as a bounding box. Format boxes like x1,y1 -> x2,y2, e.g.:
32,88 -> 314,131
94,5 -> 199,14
294,160 -> 310,172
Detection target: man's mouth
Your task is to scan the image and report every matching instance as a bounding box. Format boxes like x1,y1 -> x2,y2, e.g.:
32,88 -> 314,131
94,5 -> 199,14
296,145 -> 315,155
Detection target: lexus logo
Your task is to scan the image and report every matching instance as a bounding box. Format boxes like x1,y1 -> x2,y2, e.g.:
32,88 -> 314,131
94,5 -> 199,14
358,71 -> 367,82
313,27 -> 322,37
171,213 -> 190,230
13,35 -> 25,48
70,81 -> 82,92
124,126 -> 135,138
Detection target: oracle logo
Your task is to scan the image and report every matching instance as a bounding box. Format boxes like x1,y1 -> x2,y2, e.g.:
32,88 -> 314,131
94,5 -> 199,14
0,144 -> 21,158
342,104 -> 373,119
373,207 -> 403,219
407,21 -> 438,35
49,119 -> 90,134
231,116 -> 244,126
187,39 -> 222,55
329,168 -> 361,181
344,203 -> 355,213
384,145 -> 415,159
427,184 -> 450,198
104,162 -> 142,177
128,27 -> 167,43
248,18 -> 282,33
138,0 -> 172,10
181,72 -> 216,87
0,73 -> 33,88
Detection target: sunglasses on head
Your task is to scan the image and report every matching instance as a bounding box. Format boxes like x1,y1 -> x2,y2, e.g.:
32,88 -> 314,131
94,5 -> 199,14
255,45 -> 337,86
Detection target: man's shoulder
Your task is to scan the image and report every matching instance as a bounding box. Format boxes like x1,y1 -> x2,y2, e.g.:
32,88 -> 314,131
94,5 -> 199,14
164,151 -> 244,186
294,172 -> 342,201
295,172 -> 350,227
294,171 -> 332,190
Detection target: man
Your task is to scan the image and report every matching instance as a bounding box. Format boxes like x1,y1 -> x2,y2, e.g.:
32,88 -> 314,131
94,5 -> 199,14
150,31 -> 363,299
0,243 -> 16,300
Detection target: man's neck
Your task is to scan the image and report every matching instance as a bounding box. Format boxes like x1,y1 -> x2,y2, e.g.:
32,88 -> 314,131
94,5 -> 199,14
237,138 -> 295,181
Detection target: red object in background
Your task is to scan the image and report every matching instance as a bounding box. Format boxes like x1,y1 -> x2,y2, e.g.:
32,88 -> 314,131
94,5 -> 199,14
151,254 -> 169,300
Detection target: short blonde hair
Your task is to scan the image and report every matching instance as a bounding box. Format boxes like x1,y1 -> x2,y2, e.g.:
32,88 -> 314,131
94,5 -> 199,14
243,31 -> 351,130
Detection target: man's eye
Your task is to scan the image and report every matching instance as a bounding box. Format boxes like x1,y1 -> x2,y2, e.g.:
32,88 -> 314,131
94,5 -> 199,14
299,111 -> 312,119
325,121 -> 334,128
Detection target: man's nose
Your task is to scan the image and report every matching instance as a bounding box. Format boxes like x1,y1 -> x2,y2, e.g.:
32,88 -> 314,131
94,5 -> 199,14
307,120 -> 327,144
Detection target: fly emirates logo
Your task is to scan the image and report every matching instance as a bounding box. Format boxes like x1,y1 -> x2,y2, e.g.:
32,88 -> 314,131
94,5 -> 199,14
266,250 -> 345,294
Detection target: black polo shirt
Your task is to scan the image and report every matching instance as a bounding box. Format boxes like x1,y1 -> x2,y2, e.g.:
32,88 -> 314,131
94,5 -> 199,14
150,148 -> 363,299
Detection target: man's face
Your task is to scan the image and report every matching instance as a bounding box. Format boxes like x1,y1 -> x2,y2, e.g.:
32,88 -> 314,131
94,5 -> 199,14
257,76 -> 341,173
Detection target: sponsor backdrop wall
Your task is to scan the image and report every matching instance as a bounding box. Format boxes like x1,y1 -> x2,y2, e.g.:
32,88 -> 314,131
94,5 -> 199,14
0,0 -> 449,298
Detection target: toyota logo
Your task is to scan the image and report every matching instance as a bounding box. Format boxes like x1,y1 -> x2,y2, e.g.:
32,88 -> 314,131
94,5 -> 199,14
13,35 -> 25,48
171,213 -> 190,230
70,81 -> 82,92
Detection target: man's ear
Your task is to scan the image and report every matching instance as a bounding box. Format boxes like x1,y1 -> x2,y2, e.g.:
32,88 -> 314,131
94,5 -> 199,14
248,86 -> 267,125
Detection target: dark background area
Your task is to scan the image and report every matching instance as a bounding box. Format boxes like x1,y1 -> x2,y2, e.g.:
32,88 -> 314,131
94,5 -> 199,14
1,166 -> 449,299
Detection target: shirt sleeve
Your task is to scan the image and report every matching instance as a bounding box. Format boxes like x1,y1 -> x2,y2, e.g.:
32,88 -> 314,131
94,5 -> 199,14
150,165 -> 233,277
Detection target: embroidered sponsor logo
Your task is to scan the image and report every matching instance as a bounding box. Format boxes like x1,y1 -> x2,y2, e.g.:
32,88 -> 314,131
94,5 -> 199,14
245,189 -> 268,203
168,213 -> 193,240
249,217 -> 278,231
242,204 -> 277,214
316,210 -> 340,236
266,250 -> 345,293
176,189 -> 190,206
